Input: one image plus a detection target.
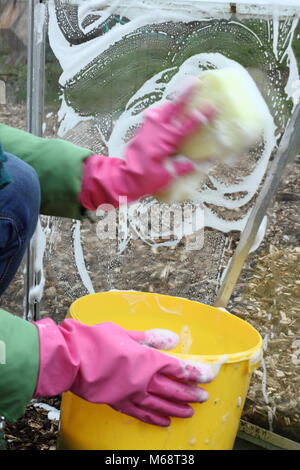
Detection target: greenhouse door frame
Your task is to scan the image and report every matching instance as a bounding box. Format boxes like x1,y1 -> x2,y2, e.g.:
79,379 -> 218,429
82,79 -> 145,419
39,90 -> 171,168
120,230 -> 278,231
20,0 -> 300,451
25,0 -> 46,321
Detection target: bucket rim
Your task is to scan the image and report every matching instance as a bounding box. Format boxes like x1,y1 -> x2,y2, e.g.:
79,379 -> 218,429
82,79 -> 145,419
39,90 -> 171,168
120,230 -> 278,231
70,290 -> 263,366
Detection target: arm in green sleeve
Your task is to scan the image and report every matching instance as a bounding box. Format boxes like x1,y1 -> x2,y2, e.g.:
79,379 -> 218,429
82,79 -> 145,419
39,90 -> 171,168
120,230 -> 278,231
0,124 -> 93,219
0,309 -> 40,422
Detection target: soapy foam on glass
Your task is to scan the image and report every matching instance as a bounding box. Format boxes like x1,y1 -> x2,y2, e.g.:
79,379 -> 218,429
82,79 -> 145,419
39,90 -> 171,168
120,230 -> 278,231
112,53 -> 275,216
48,2 -> 299,238
43,3 -> 299,329
73,220 -> 95,294
43,1 -> 298,361
69,52 -> 275,229
27,219 -> 46,320
35,2 -> 46,45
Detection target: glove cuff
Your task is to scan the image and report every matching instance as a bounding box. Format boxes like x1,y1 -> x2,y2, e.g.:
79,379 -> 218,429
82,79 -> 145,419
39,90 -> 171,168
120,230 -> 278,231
33,318 -> 80,397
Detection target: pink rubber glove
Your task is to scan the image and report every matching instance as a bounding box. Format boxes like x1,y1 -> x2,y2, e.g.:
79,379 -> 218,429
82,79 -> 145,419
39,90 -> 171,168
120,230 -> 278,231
34,319 -> 217,426
80,86 -> 216,210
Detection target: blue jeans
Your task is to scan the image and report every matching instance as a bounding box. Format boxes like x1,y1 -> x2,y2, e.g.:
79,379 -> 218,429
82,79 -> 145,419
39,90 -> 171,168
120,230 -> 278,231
0,153 -> 41,297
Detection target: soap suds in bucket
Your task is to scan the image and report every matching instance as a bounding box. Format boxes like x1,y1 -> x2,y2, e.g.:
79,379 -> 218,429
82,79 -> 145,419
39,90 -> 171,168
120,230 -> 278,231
143,328 -> 179,350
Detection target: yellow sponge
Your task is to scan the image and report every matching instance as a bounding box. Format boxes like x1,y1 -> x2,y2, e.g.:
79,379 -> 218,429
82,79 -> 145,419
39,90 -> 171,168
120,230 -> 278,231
179,67 -> 265,161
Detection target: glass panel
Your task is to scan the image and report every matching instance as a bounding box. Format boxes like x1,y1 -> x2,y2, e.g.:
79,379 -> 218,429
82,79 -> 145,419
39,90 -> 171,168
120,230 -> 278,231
1,0 -> 299,445
40,0 -> 299,442
0,0 -> 28,317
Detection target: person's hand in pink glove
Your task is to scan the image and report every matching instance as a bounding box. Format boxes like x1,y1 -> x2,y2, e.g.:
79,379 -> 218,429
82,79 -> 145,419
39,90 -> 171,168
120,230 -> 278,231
80,83 -> 217,210
34,319 -> 218,426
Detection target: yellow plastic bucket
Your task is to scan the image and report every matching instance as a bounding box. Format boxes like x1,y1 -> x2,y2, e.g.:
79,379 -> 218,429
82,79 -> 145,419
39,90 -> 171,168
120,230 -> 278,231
58,291 -> 262,450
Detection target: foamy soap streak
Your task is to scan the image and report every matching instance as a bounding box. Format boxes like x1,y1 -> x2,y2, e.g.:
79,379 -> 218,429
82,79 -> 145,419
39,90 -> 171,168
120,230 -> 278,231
179,68 -> 265,161
48,1 -> 298,235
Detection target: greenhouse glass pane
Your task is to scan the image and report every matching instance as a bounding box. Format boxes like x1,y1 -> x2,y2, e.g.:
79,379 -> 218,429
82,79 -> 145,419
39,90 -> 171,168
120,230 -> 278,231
0,0 -> 28,317
40,0 -> 300,442
2,0 -> 299,445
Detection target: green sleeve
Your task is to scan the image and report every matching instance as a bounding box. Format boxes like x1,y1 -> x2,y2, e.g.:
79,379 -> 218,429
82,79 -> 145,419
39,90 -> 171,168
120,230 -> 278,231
0,309 -> 40,422
0,124 -> 93,220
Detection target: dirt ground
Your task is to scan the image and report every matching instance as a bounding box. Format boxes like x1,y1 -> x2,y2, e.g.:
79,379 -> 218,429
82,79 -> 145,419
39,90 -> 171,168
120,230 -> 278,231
0,103 -> 299,449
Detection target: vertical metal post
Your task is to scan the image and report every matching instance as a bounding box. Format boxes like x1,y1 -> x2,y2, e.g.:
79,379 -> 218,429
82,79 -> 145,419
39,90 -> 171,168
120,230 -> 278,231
214,103 -> 300,308
27,0 -> 46,136
25,0 -> 46,321
0,0 -> 47,449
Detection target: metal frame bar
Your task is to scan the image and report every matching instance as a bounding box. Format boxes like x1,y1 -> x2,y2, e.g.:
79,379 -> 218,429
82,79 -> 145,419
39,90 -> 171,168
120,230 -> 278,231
25,0 -> 46,321
27,0 -> 46,136
72,0 -> 300,18
214,103 -> 300,308
237,420 -> 300,450
0,0 -> 47,447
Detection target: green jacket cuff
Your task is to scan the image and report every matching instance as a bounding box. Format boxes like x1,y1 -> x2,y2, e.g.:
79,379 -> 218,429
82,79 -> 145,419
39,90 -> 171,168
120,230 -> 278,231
0,124 -> 93,220
0,309 -> 40,422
